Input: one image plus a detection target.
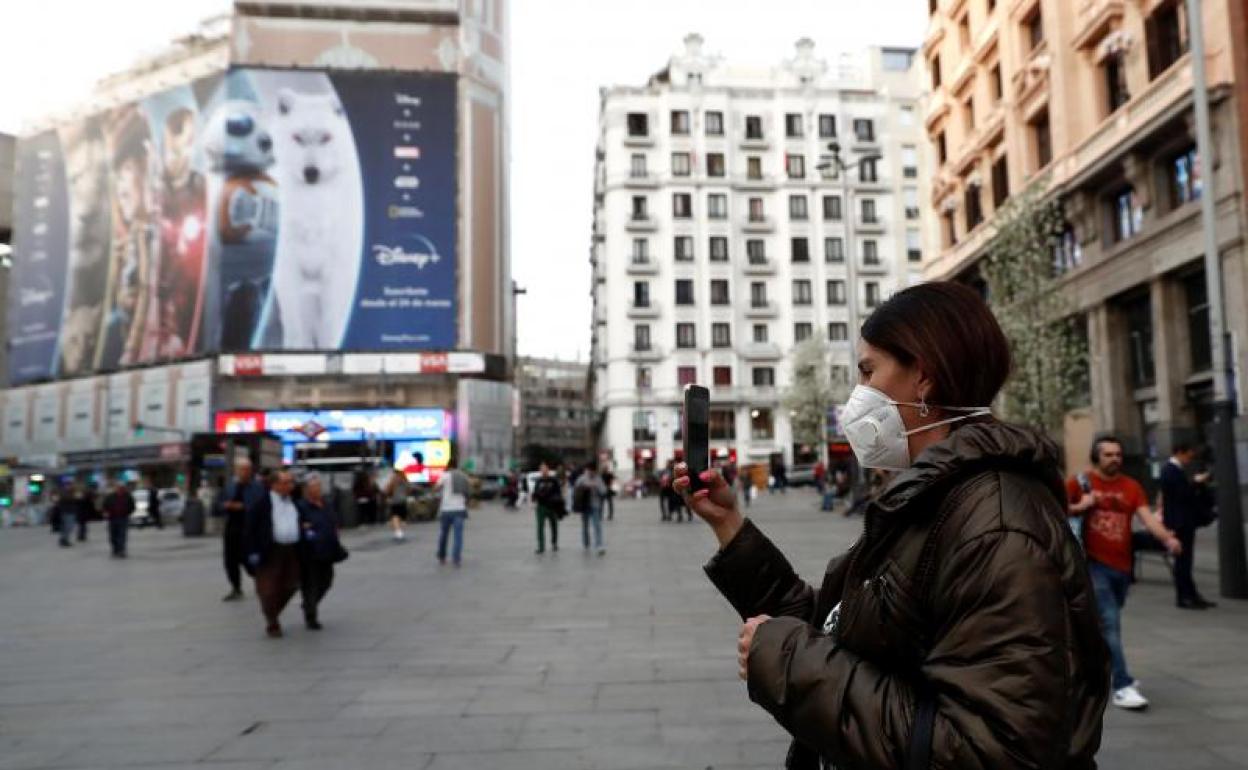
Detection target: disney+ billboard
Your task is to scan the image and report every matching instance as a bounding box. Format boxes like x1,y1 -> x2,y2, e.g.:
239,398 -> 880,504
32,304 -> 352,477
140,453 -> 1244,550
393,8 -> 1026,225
6,68 -> 457,385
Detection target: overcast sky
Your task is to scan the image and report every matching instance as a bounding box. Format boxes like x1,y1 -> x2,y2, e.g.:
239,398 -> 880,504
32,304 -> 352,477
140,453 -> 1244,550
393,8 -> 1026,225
0,0 -> 927,362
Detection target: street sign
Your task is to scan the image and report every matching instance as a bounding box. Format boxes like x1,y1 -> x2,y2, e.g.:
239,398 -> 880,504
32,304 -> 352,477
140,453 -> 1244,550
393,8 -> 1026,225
295,420 -> 327,440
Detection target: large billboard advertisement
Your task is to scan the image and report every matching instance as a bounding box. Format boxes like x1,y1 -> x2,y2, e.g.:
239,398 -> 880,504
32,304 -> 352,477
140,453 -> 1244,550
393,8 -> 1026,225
7,68 -> 457,385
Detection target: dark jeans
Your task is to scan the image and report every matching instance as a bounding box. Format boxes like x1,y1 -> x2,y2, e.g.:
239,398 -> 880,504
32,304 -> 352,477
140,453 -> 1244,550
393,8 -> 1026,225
300,557 -> 335,622
604,494 -> 614,521
77,517 -> 89,542
535,505 -> 559,552
59,513 -> 78,546
437,510 -> 466,563
223,522 -> 245,592
1090,560 -> 1134,690
107,517 -> 129,557
1172,526 -> 1199,602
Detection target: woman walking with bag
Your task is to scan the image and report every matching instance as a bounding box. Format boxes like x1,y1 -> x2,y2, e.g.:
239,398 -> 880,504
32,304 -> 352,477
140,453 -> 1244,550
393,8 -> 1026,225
675,282 -> 1109,769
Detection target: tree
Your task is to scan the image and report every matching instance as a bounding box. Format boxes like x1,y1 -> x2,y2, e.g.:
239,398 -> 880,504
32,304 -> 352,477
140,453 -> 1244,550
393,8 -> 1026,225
980,184 -> 1088,433
781,338 -> 848,459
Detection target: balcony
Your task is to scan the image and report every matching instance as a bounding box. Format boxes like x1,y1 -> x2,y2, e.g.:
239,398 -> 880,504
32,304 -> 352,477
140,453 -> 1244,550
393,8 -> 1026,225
859,259 -> 888,275
625,258 -> 659,275
741,343 -> 782,361
745,301 -> 778,319
743,258 -> 776,275
623,172 -> 660,189
625,214 -> 659,232
623,132 -> 655,148
627,301 -> 660,319
1071,0 -> 1125,51
732,174 -> 778,191
857,216 -> 886,234
742,216 -> 774,233
740,132 -> 770,150
628,344 -> 663,362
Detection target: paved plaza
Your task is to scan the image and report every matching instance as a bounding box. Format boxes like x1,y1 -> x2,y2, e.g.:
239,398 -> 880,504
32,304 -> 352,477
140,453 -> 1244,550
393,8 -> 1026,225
1,493 -> 1247,769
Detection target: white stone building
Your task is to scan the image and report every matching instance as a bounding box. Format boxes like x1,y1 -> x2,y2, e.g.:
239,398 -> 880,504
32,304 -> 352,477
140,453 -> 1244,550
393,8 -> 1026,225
590,35 -> 927,479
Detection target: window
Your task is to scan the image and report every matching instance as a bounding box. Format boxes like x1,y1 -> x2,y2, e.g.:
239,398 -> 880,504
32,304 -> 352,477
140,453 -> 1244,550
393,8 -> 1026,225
709,236 -> 729,262
882,48 -> 914,72
794,323 -> 813,343
1104,54 -> 1129,114
822,195 -> 843,221
672,152 -> 692,177
747,156 -> 763,179
634,324 -> 651,351
630,154 -> 647,178
965,183 -> 984,231
789,195 -> 809,221
1121,293 -> 1155,387
963,95 -> 975,131
1030,109 -> 1051,170
791,237 -> 810,263
1185,270 -> 1212,372
636,367 -> 652,390
1054,226 -> 1082,274
631,238 -> 649,263
674,235 -> 694,261
991,154 -> 1010,208
793,280 -> 813,305
710,279 -> 730,305
861,198 -> 877,224
906,229 -> 922,262
785,113 -> 804,138
902,146 -> 919,179
705,110 -> 725,136
750,406 -> 775,439
708,193 -> 728,219
712,322 -> 732,348
712,367 -> 733,387
828,322 -> 848,341
827,280 -> 846,305
675,279 -> 694,305
825,237 -> 845,263
633,281 -> 650,307
1024,5 -> 1044,52
750,282 -> 768,307
753,324 -> 769,343
932,55 -> 942,88
943,209 -> 958,247
990,63 -> 1004,102
671,110 -> 690,135
1168,146 -> 1202,208
752,369 -> 775,387
631,196 -> 648,219
677,366 -> 698,387
959,15 -> 972,49
862,239 -> 880,265
1146,0 -> 1189,79
865,281 -> 882,308
853,118 -> 875,142
899,105 -> 915,128
676,322 -> 697,349
745,115 -> 763,139
746,239 -> 767,263
819,114 -> 837,138
936,130 -> 948,164
632,410 -> 655,442
707,152 -> 726,177
859,158 -> 879,183
1110,187 -> 1143,243
831,365 -> 852,387
904,187 -> 920,220
709,408 -> 735,439
673,193 -> 692,218
786,154 -> 806,179
748,197 -> 765,221
627,113 -> 649,137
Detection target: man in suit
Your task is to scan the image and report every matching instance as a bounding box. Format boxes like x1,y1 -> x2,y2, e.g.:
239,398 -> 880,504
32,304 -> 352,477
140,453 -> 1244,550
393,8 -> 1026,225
217,458 -> 266,602
1160,442 -> 1216,609
245,469 -> 302,638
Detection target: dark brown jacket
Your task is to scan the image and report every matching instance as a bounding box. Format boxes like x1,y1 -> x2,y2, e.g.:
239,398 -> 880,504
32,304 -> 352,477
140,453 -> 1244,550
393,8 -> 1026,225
706,422 -> 1110,769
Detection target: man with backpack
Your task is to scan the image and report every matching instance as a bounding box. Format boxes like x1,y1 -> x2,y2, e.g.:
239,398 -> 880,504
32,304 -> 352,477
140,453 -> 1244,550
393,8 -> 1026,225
531,462 -> 563,554
1066,435 -> 1181,711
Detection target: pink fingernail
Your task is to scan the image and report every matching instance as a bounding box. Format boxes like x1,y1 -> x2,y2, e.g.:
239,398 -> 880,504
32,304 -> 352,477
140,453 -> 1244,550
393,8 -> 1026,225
699,471 -> 713,482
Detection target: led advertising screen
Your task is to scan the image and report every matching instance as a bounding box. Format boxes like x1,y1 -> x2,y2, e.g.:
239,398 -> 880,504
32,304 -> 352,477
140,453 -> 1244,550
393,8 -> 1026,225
7,68 -> 458,385
215,408 -> 450,443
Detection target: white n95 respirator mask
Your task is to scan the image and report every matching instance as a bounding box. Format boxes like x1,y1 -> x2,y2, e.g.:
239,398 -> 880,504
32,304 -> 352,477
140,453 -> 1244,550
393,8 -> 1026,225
840,385 -> 991,470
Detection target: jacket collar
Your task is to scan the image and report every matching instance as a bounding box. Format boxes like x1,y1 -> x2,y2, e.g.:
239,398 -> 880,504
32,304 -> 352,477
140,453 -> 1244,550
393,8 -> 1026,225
871,421 -> 1066,517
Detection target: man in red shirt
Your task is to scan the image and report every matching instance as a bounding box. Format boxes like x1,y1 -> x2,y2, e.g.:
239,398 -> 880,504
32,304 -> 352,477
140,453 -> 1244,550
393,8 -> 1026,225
1068,436 -> 1180,711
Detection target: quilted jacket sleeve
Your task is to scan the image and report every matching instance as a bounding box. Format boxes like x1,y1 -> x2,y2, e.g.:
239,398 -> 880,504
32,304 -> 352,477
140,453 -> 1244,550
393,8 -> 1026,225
703,518 -> 820,623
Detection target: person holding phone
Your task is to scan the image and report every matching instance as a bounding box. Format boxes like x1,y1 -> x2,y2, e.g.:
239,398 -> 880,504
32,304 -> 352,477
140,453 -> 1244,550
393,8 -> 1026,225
674,282 -> 1109,770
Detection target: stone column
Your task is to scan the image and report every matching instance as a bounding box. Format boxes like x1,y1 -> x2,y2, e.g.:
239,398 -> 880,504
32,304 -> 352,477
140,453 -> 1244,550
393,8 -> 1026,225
1149,276 -> 1194,455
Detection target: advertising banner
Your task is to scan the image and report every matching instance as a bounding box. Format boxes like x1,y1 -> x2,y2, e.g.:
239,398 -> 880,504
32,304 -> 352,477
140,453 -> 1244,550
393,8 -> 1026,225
215,408 -> 450,443
7,68 -> 458,385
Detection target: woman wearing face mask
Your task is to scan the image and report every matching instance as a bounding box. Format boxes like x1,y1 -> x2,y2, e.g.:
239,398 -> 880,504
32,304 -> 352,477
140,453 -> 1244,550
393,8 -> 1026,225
674,282 -> 1109,770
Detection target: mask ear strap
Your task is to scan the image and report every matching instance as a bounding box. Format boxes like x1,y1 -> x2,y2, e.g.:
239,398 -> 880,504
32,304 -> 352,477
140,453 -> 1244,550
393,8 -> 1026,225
903,409 -> 992,437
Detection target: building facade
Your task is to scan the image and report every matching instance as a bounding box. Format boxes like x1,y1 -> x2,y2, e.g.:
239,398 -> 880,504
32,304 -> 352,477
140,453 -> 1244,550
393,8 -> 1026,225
591,36 -> 928,479
922,0 -> 1248,472
0,1 -> 513,496
514,357 -> 593,469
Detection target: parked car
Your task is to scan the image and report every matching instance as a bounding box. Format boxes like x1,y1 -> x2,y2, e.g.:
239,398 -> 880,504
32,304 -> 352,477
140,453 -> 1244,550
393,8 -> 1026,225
787,464 -> 817,487
130,488 -> 186,528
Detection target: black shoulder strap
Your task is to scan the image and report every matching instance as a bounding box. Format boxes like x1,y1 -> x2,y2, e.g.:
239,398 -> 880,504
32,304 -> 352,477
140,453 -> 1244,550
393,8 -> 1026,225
907,691 -> 937,770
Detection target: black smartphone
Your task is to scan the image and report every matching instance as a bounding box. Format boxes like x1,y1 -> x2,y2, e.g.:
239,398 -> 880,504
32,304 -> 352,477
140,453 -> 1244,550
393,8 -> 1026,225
683,384 -> 710,493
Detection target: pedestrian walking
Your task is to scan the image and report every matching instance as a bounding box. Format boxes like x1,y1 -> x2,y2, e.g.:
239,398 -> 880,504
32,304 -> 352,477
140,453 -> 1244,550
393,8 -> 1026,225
1159,442 -> 1217,609
1068,436 -> 1182,711
435,458 -> 470,567
75,484 -> 97,542
101,481 -> 135,559
217,458 -> 265,602
147,481 -> 164,529
601,467 -> 616,521
769,456 -> 788,494
532,462 -> 563,554
675,282 -> 1110,769
244,470 -> 302,638
737,466 -> 751,508
354,471 -> 379,526
813,459 -> 826,498
573,462 -> 607,555
658,463 -> 673,521
52,489 -> 76,548
296,473 -> 347,631
383,469 -> 410,542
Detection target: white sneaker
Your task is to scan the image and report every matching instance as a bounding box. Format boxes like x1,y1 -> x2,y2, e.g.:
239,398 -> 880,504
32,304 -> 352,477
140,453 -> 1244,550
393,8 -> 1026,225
1112,683 -> 1149,710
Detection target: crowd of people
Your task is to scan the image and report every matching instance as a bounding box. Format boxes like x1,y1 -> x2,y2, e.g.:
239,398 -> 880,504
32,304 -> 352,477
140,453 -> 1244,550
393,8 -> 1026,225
46,478 -> 163,558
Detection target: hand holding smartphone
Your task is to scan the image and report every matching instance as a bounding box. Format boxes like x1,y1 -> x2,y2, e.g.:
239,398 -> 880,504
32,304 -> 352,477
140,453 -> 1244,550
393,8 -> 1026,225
683,385 -> 710,493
